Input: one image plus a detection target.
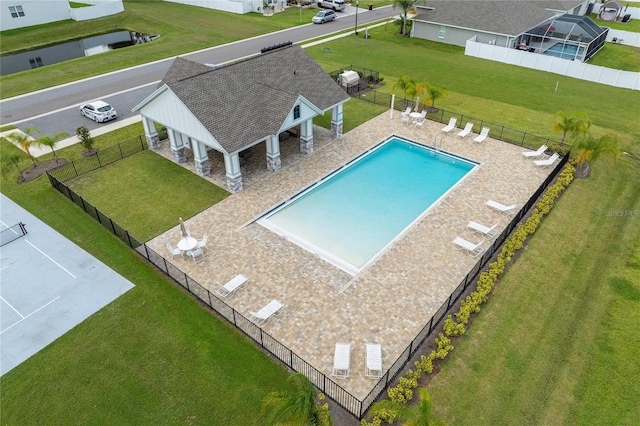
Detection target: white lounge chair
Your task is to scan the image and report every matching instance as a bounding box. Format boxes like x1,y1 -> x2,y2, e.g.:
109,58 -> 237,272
486,199 -> 516,216
522,145 -> 548,159
332,343 -> 351,378
457,122 -> 473,138
473,127 -> 490,144
365,343 -> 383,379
534,153 -> 560,167
453,236 -> 484,257
186,247 -> 205,263
167,243 -> 183,259
467,221 -> 498,237
441,117 -> 457,133
216,274 -> 247,299
248,299 -> 284,327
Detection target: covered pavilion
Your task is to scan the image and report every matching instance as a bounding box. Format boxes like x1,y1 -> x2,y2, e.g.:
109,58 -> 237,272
132,44 -> 350,193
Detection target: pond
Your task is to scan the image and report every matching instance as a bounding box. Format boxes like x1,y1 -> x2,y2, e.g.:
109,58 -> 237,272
0,30 -> 159,76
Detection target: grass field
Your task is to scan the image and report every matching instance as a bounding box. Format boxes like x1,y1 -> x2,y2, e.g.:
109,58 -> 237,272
1,4 -> 639,424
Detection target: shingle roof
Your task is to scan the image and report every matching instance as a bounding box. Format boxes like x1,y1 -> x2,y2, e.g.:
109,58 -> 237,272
415,1 -> 585,36
162,45 -> 350,153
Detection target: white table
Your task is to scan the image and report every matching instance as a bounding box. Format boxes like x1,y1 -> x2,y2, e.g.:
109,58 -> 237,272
177,237 -> 197,252
409,112 -> 422,119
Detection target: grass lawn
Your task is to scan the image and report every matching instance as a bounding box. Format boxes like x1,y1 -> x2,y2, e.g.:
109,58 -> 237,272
68,150 -> 229,241
0,137 -> 292,425
0,0 -> 325,98
308,27 -> 640,149
426,158 -> 640,425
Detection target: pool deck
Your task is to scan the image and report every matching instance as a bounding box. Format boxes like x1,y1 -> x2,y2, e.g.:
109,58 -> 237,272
147,112 -> 555,399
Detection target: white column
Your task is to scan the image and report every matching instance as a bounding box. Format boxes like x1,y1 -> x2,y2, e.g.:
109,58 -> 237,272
223,153 -> 243,193
299,118 -> 314,154
168,129 -> 186,163
331,104 -> 344,138
191,139 -> 210,176
266,135 -> 281,171
142,116 -> 160,149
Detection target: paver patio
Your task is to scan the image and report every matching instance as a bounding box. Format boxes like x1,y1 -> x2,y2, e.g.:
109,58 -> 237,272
147,112 -> 555,399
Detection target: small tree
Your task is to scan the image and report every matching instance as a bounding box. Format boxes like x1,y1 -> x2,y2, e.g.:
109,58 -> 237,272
393,75 -> 416,99
1,153 -> 26,181
369,388 -> 446,426
261,373 -> 332,426
423,84 -> 448,109
552,111 -> 590,143
76,125 -> 95,153
36,131 -> 70,164
572,132 -> 619,177
4,126 -> 39,166
392,0 -> 417,36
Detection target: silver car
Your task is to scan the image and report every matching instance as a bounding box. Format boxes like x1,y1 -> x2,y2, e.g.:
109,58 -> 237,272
79,100 -> 118,123
312,9 -> 336,24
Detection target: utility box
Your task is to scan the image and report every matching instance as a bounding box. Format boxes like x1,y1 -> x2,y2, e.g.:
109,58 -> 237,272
339,70 -> 360,88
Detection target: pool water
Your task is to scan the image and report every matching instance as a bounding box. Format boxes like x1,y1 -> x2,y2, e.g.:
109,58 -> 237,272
543,43 -> 579,60
257,137 -> 477,274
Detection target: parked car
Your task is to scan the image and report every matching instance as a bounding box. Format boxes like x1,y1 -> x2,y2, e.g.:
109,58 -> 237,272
312,9 -> 336,24
318,0 -> 345,11
79,101 -> 117,123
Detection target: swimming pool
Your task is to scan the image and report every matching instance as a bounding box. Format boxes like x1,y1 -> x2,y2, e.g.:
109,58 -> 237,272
543,43 -> 579,60
257,136 -> 477,275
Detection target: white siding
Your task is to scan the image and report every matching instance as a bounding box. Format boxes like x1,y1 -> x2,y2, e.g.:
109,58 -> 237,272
139,90 -> 224,152
1,0 -> 69,31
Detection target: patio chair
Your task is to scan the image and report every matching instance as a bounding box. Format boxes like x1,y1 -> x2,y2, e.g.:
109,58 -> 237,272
486,199 -> 516,216
186,247 -> 205,263
534,153 -> 560,167
365,343 -> 383,379
473,127 -> 490,144
167,243 -> 183,260
248,299 -> 284,327
413,110 -> 427,126
522,145 -> 548,159
216,274 -> 248,299
467,220 -> 498,237
332,343 -> 351,378
441,117 -> 457,133
457,122 -> 473,138
453,236 -> 485,257
196,233 -> 209,251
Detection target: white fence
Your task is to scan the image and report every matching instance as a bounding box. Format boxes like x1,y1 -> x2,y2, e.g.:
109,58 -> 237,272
465,40 -> 640,91
70,0 -> 124,22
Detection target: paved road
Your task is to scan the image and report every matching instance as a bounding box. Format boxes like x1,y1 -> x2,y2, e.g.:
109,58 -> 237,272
0,5 -> 397,137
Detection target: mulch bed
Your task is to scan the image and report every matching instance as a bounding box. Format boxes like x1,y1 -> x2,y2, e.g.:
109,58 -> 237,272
17,159 -> 67,184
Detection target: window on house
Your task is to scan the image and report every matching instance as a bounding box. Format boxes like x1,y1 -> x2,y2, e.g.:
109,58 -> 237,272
438,26 -> 445,39
29,57 -> 43,69
9,5 -> 25,18
293,105 -> 300,120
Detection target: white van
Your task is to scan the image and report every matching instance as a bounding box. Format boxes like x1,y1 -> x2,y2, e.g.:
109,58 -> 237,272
318,0 -> 345,11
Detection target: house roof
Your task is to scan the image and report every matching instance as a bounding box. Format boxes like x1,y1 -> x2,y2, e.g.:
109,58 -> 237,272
143,45 -> 349,154
415,1 -> 586,36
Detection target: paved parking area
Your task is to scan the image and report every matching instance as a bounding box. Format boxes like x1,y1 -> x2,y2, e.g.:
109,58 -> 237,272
147,112 -> 554,398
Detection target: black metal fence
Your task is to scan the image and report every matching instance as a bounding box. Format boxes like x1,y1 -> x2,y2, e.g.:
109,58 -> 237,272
1,222 -> 28,246
46,131 -> 569,419
48,129 -> 167,182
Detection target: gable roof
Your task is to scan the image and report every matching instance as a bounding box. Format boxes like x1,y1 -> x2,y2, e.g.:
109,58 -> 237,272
415,1 -> 585,36
143,45 -> 349,154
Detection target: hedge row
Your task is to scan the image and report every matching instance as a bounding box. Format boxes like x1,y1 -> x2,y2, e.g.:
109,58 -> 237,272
362,163 -> 576,426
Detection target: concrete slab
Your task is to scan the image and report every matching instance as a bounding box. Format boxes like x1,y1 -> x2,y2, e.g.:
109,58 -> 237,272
0,193 -> 135,375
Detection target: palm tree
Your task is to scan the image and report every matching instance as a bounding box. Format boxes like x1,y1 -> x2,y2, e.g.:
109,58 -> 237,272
392,0 -> 417,36
1,153 -> 26,181
4,126 -> 40,165
369,388 -> 446,426
36,131 -> 70,164
572,132 -> 619,177
552,111 -> 591,143
393,75 -> 416,99
419,84 -> 448,109
261,373 -> 332,426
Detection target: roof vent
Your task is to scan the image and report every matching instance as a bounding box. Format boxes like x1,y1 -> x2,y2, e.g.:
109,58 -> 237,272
261,41 -> 293,54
